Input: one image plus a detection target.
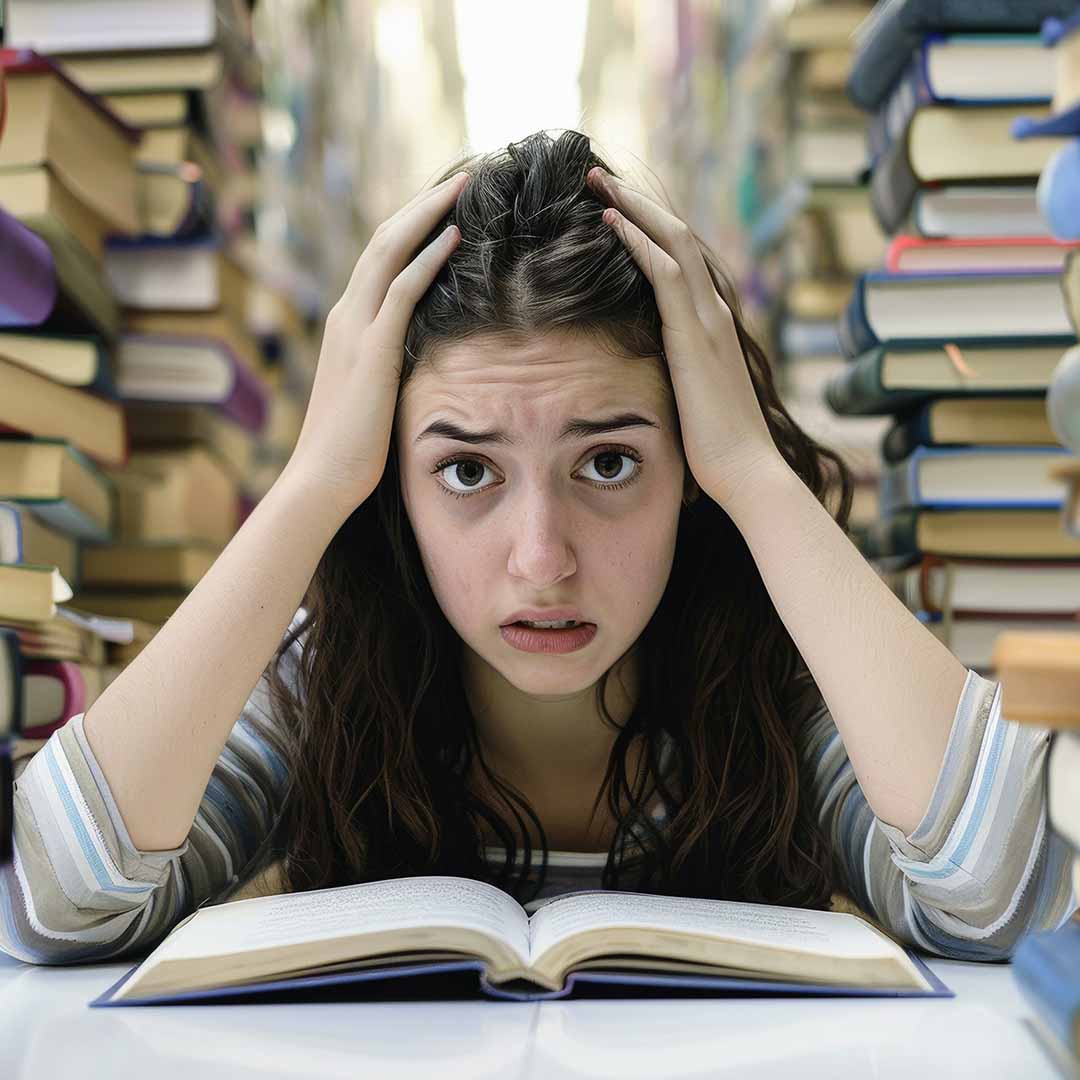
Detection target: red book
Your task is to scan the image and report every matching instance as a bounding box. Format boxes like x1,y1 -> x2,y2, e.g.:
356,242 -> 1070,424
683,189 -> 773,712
19,658 -> 97,737
886,235 -> 1080,274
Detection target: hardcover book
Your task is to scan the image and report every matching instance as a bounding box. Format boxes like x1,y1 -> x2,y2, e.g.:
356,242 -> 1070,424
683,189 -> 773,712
845,0 -> 1074,111
878,445 -> 1072,516
837,270 -> 1071,358
89,876 -> 952,1006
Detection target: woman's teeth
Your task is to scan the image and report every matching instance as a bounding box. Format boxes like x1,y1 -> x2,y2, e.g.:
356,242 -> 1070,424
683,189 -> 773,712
517,619 -> 580,628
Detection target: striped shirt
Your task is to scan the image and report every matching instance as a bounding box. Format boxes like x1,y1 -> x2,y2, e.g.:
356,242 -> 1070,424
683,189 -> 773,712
1,608 -> 1076,964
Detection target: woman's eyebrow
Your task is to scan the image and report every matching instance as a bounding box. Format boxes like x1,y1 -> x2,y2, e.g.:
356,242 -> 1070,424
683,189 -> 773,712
414,412 -> 660,446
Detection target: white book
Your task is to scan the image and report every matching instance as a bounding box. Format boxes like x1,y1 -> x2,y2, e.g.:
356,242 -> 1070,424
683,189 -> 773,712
100,876 -> 935,1003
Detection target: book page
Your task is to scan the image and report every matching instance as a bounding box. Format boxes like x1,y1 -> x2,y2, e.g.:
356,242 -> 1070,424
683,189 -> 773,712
528,890 -> 896,965
150,876 -> 530,967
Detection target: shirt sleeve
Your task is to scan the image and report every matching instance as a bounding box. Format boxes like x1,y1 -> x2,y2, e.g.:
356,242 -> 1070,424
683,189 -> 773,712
0,609 -> 304,966
796,661 -> 1079,961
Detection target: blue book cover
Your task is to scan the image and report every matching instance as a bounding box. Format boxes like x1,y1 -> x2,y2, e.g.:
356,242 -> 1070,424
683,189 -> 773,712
1013,921 -> 1080,1060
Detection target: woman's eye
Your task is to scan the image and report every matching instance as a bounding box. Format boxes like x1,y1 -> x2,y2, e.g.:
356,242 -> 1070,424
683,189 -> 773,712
433,447 -> 644,499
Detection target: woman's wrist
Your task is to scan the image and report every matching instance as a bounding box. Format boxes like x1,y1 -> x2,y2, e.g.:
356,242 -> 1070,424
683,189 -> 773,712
269,461 -> 357,540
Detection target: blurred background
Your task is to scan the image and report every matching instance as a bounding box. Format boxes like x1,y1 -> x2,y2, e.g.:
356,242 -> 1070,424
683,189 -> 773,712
1,0 -> 1080,858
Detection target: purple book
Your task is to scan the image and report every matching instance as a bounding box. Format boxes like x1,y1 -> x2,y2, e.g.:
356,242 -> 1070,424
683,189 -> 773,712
0,205 -> 57,326
115,332 -> 268,433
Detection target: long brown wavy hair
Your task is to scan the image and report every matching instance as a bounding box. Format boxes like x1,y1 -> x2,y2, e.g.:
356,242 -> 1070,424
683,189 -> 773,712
258,129 -> 856,910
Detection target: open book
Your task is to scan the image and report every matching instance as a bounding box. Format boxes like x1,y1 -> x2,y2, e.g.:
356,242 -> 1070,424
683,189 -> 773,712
90,877 -> 948,1005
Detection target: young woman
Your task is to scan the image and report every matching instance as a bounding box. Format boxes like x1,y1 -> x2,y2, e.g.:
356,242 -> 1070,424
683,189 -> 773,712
2,130 -> 1074,965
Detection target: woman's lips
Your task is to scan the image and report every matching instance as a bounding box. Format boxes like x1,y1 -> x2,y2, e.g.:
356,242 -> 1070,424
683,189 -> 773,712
499,622 -> 598,654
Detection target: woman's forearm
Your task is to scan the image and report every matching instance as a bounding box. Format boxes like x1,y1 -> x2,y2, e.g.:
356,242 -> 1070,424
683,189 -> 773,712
720,462 -> 970,835
82,470 -> 346,852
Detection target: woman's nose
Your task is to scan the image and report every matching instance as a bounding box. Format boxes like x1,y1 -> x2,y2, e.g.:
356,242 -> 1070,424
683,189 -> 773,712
505,493 -> 578,587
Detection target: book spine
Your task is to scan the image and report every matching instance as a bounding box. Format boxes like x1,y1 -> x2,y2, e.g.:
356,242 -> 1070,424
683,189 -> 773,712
216,345 -> 269,433
0,628 -> 24,738
838,277 -> 878,359
878,457 -> 917,518
824,345 -> 913,415
853,507 -> 920,561
0,502 -> 22,563
85,345 -> 120,399
881,405 -> 933,463
171,176 -> 216,240
870,131 -> 921,235
845,1 -> 917,111
868,55 -> 932,165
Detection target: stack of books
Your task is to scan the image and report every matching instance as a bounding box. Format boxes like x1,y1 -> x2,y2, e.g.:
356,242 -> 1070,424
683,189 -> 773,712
727,2 -> 890,536
778,3 -> 893,538
0,2 -> 311,762
992,631 -> 1080,1074
823,0 -> 1080,675
0,46 -> 144,758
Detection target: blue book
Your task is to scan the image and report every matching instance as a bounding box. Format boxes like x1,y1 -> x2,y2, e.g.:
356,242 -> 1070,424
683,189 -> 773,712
85,878 -> 954,1006
878,444 -> 1073,517
846,0 -> 1074,112
1013,921 -> 1080,1064
838,269 -> 1072,359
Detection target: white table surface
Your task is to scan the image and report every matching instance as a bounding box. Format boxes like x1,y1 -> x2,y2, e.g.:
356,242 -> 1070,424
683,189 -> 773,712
0,950 -> 1063,1079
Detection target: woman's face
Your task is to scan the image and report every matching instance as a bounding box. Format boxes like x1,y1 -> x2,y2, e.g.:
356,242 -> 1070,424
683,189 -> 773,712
395,331 -> 687,698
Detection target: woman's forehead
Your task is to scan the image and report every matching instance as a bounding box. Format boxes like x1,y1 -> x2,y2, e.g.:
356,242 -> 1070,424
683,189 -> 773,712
400,335 -> 672,425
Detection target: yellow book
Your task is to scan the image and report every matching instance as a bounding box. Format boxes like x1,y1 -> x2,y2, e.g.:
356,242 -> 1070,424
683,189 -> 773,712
0,563 -> 72,623
0,439 -> 114,541
80,540 -> 221,590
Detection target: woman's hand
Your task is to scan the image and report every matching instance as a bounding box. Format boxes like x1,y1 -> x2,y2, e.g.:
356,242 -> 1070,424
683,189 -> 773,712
585,166 -> 789,512
280,171 -> 471,522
